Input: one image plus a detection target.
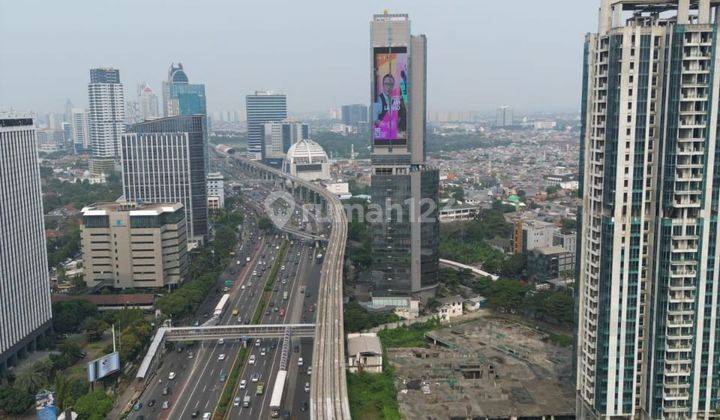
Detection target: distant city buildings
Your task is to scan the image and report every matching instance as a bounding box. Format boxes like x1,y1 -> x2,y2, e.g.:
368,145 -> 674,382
263,120 -> 309,167
369,12 -> 439,298
341,104 -> 368,125
495,105 -> 513,128
162,63 -> 206,117
0,117 -> 53,372
70,108 -> 90,153
80,202 -> 188,289
138,83 -> 160,121
576,1 -> 720,418
88,67 -> 125,174
121,115 -> 208,244
282,138 -> 330,181
207,172 -> 225,211
245,91 -> 287,161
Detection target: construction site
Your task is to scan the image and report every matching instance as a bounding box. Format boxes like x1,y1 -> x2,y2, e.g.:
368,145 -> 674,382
388,316 -> 575,419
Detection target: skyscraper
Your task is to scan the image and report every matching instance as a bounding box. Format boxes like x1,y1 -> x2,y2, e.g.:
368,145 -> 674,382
495,105 -> 513,128
0,117 -> 52,372
262,120 -> 309,167
70,108 -> 90,153
88,67 -> 125,174
245,91 -> 287,161
369,12 -> 439,298
341,104 -> 368,125
138,83 -> 160,121
121,115 -> 208,244
162,63 -> 206,117
577,1 -> 720,418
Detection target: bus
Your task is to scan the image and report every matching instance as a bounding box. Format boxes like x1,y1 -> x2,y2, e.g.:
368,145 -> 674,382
269,370 -> 287,417
213,293 -> 231,317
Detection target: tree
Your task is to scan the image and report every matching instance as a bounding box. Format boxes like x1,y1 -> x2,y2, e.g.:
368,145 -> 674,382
54,376 -> 88,411
74,390 -> 113,420
52,300 -> 98,334
545,185 -> 560,196
14,370 -> 44,394
483,279 -> 531,313
0,387 -> 33,416
500,253 -> 526,277
258,217 -> 273,231
83,317 -> 109,342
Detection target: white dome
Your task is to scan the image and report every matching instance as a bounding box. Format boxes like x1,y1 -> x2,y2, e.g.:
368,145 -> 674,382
285,139 -> 328,165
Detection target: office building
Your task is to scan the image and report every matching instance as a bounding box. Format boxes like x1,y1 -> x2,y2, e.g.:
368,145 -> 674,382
576,1 -> 720,417
527,246 -> 575,284
122,115 -> 208,244
138,83 -> 160,121
207,172 -> 225,211
70,108 -> 90,153
512,219 -> 558,254
0,117 -> 53,372
162,63 -> 206,117
369,12 -> 439,298
495,105 -> 513,128
88,67 -> 125,174
341,104 -> 368,125
282,138 -> 330,181
80,202 -> 188,289
262,120 -> 309,167
246,91 -> 287,161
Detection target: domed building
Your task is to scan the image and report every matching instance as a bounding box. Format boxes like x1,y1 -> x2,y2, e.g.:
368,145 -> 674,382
282,139 -> 330,181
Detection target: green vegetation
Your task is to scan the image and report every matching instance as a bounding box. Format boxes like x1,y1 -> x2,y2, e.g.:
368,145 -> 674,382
560,217 -> 577,234
347,361 -> 401,420
258,217 -> 273,231
214,348 -> 249,419
0,387 -> 34,416
344,301 -> 401,333
313,131 -> 370,159
377,318 -> 440,348
41,172 -> 122,213
156,208 -> 243,319
73,389 -> 114,420
548,333 -> 573,347
427,133 -> 513,154
52,300 -> 98,334
46,222 -> 81,268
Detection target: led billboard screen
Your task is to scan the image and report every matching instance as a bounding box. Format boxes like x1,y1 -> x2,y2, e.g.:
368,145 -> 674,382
372,47 -> 408,145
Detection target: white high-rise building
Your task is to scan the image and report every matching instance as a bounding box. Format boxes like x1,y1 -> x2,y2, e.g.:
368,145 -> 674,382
71,108 -> 90,153
245,91 -> 287,161
88,67 -> 125,174
138,83 -> 160,121
0,117 -> 53,372
577,1 -> 720,418
206,172 -> 225,211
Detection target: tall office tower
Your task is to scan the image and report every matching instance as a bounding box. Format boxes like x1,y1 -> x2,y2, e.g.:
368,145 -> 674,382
162,63 -> 207,117
88,67 -> 125,174
576,1 -> 720,418
70,108 -> 90,153
0,117 -> 52,372
122,115 -> 208,244
369,12 -> 439,298
262,120 -> 309,167
495,105 -> 513,128
138,83 -> 160,121
341,104 -> 369,125
245,91 -> 287,161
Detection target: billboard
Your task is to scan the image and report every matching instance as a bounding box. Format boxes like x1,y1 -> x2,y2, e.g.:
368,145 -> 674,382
35,390 -> 57,420
372,47 -> 408,145
87,351 -> 120,382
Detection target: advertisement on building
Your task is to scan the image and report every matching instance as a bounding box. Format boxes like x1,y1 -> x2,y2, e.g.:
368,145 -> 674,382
35,390 -> 57,420
372,47 -> 408,145
87,351 -> 120,382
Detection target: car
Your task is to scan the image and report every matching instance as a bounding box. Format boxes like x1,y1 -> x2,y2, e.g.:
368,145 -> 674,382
241,284 -> 246,290
304,382 -> 310,392
300,401 -> 308,412
148,399 -> 156,407
191,411 -> 199,418
248,354 -> 256,365
256,382 -> 265,395
162,401 -> 170,410
307,366 -> 312,375
162,386 -> 170,395
194,320 -> 200,326
239,379 -> 247,389
251,372 -> 260,382
255,338 -> 261,346
218,338 -> 225,345
260,347 -> 266,356
168,372 -> 176,380
218,354 -> 226,361
242,395 -> 251,407
293,345 -> 299,353
203,413 -> 211,420
219,371 -> 227,382
270,342 -> 277,350
298,357 -> 304,367
265,309 -> 271,316
234,396 -> 241,406
281,265 -> 285,270
188,351 -> 194,359
132,402 -> 143,411
281,279 -> 287,285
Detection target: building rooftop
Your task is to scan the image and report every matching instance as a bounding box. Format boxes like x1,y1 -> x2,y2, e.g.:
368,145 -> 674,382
347,333 -> 382,356
534,245 -> 570,256
81,201 -> 183,217
438,295 -> 464,305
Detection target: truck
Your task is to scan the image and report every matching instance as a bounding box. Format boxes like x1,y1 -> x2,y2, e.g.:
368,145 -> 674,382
242,395 -> 251,407
256,382 -> 265,395
283,291 -> 288,300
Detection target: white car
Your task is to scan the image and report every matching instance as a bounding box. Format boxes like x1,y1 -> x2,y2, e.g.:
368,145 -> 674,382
260,348 -> 266,356
218,338 -> 224,345
168,372 -> 176,380
255,338 -> 261,347
218,354 -> 226,361
233,396 -> 241,406
203,413 -> 211,420
248,354 -> 256,365
298,357 -> 304,367
239,379 -> 247,389
251,372 -> 260,382
241,284 -> 246,290
305,382 -> 310,392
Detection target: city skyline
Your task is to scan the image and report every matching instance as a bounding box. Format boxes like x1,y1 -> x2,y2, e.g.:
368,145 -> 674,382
0,0 -> 593,115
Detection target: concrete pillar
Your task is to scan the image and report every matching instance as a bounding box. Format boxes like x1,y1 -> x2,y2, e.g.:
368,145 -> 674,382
678,0 -> 690,24
699,0 -> 711,24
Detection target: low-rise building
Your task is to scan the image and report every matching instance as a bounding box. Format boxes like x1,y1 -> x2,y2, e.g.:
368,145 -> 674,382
80,202 -> 188,289
207,172 -> 225,211
526,245 -> 575,283
436,295 -> 464,321
513,219 -> 558,254
347,333 -> 383,373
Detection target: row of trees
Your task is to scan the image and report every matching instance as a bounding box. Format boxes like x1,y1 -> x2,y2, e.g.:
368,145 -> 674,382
41,171 -> 123,213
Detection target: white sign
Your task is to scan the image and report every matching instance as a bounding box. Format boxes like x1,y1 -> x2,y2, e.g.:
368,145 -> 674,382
87,351 -> 120,382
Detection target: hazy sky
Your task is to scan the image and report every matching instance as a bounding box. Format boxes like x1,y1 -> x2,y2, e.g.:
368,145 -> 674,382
0,0 -> 596,115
